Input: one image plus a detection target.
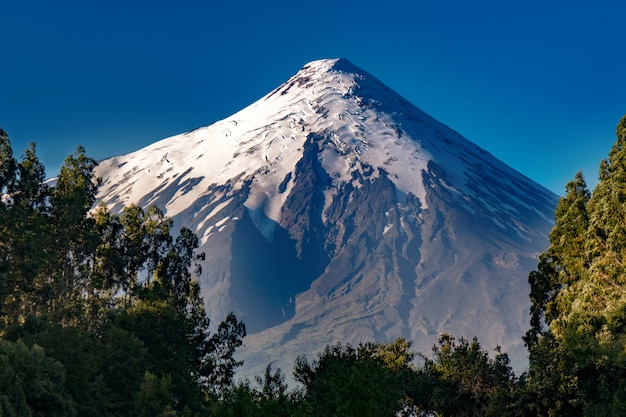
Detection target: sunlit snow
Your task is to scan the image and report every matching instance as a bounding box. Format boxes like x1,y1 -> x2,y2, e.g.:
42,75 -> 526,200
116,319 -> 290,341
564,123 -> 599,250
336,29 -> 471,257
94,58 -> 559,381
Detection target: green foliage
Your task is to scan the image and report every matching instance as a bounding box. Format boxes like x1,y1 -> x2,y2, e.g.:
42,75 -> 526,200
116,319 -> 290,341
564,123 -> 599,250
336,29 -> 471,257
0,128 -> 17,193
208,381 -> 264,417
525,115 -> 626,415
208,363 -> 296,417
0,339 -> 75,417
0,140 -> 51,329
135,372 -> 176,417
204,312 -> 247,396
5,317 -> 147,417
255,361 -> 289,403
116,300 -> 204,409
357,336 -> 415,371
294,339 -> 413,417
414,334 -> 517,417
207,335 -> 521,417
0,130 -> 246,416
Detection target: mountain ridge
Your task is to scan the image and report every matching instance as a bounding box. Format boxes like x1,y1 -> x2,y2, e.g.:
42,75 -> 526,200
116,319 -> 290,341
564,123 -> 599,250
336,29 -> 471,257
94,58 -> 558,377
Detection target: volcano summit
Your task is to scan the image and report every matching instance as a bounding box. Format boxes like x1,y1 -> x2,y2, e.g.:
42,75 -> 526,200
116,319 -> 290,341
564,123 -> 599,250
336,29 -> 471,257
95,58 -> 558,377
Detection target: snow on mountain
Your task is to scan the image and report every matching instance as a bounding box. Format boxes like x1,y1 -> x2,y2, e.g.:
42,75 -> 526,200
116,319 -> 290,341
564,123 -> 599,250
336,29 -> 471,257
95,58 -> 558,379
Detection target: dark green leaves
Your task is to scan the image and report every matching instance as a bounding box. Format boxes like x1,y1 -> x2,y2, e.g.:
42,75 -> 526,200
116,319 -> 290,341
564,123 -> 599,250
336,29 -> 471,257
525,115 -> 626,415
0,130 -> 246,415
0,339 -> 76,417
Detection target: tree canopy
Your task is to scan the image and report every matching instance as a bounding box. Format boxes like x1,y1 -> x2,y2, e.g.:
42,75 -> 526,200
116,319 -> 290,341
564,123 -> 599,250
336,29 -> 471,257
0,131 -> 245,416
525,115 -> 626,415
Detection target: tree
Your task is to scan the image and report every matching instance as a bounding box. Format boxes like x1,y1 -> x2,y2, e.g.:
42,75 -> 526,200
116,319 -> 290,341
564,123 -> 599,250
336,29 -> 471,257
0,128 -> 16,328
357,337 -> 415,372
5,317 -> 115,416
0,338 -> 76,417
0,140 -> 51,329
0,128 -> 16,194
47,146 -> 101,325
211,362 -> 296,417
526,171 -> 591,343
204,312 -> 247,397
0,133 -> 248,414
117,300 -> 202,409
208,381 -> 261,417
294,340 -> 412,417
415,334 -> 516,417
135,372 -> 176,417
524,115 -> 626,415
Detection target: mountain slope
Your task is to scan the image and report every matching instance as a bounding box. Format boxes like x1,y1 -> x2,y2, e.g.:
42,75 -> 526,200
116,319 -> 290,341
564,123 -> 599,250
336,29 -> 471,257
95,58 -> 557,377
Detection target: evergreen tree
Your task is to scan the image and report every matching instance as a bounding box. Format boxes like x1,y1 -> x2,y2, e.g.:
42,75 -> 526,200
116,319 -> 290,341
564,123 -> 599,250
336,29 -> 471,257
48,146 -> 101,325
0,141 -> 51,328
525,116 -> 626,415
525,171 -> 591,346
0,128 -> 16,327
0,129 -> 16,194
0,131 -> 247,414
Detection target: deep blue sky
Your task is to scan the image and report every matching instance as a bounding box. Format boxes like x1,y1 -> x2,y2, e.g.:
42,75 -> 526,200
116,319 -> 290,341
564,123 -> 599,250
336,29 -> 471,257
2,0 -> 624,195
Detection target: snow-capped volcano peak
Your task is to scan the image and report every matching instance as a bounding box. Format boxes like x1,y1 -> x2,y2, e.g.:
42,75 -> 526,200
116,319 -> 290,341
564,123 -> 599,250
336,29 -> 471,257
227,56 -> 437,216
95,59 -> 558,378
98,57 -> 523,230
97,57 -> 434,228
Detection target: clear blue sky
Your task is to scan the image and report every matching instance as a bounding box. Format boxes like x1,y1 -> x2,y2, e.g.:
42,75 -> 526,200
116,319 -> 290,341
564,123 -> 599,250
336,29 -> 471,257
1,0 -> 624,195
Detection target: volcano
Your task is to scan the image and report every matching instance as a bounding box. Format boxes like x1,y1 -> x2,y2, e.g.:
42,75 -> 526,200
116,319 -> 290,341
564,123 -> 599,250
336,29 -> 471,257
95,58 -> 558,377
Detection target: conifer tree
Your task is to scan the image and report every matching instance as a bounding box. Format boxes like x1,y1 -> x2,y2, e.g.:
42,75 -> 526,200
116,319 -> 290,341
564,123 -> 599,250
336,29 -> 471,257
525,116 -> 626,415
0,129 -> 16,327
0,131 -> 248,413
0,128 -> 16,195
525,171 -> 591,345
48,146 -> 101,325
0,141 -> 51,327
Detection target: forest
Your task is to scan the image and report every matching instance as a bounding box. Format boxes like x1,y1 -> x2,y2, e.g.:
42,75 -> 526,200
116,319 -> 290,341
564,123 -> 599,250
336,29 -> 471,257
1,116 -> 626,416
